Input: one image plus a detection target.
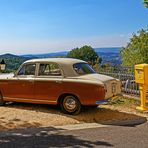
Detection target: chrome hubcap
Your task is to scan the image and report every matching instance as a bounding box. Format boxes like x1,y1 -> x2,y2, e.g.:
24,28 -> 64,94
65,98 -> 76,110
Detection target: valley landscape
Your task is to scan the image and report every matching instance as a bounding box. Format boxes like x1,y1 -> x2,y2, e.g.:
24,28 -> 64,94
0,47 -> 121,72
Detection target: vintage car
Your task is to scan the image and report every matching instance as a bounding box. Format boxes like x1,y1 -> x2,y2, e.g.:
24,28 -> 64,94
0,58 -> 121,114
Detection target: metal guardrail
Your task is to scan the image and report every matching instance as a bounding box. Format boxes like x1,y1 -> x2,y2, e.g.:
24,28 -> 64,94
98,66 -> 142,97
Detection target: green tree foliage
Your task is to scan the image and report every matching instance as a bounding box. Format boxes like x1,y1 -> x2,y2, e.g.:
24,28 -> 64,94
144,0 -> 148,8
120,29 -> 148,66
67,45 -> 102,66
0,54 -> 26,73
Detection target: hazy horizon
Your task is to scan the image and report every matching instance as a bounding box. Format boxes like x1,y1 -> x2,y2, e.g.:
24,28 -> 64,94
0,47 -> 121,56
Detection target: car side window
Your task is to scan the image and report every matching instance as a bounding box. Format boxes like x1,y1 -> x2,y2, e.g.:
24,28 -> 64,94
38,63 -> 61,76
18,64 -> 36,76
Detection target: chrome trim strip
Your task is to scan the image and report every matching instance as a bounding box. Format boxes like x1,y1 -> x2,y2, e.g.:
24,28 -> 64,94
3,97 -> 57,103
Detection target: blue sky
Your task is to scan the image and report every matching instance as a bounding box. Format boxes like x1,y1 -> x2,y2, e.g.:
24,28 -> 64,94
0,0 -> 147,54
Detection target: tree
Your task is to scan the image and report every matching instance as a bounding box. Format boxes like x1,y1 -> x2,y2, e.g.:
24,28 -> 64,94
67,45 -> 102,66
144,0 -> 148,8
0,59 -> 5,64
120,28 -> 148,66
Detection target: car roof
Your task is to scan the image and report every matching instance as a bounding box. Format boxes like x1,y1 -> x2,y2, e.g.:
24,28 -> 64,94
23,58 -> 87,77
24,58 -> 86,65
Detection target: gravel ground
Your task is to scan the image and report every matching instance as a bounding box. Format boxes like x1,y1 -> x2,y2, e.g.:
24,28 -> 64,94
0,101 -> 147,131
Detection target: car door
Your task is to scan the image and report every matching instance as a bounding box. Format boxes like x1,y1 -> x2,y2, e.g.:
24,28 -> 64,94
34,62 -> 63,104
5,63 -> 36,101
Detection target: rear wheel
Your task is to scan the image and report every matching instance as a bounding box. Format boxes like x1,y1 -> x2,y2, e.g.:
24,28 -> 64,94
60,95 -> 81,115
0,93 -> 5,106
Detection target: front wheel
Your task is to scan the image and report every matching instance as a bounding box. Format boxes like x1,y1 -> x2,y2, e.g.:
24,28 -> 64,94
60,95 -> 81,115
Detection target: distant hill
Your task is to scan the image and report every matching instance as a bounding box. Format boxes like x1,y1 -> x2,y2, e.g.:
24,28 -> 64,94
0,47 -> 121,72
94,47 -> 121,65
22,51 -> 68,58
0,54 -> 27,72
22,47 -> 121,65
98,52 -> 121,65
94,47 -> 121,53
0,53 -> 19,58
21,47 -> 121,58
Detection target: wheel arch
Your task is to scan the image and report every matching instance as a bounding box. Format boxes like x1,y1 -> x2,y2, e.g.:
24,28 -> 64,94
57,93 -> 81,104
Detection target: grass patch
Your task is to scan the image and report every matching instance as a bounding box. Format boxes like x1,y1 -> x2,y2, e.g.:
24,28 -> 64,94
108,96 -> 139,106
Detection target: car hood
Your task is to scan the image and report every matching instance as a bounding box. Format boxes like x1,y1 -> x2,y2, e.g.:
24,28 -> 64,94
77,73 -> 116,83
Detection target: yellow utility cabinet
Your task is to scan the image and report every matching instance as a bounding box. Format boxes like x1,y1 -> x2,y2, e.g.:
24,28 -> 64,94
135,64 -> 148,111
135,64 -> 148,85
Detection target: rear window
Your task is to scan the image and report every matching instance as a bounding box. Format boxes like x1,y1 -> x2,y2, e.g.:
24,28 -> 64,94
73,63 -> 96,75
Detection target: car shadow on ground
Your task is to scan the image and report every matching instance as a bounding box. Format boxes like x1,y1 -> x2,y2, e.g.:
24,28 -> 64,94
5,102 -> 61,113
1,102 -> 147,129
0,126 -> 114,148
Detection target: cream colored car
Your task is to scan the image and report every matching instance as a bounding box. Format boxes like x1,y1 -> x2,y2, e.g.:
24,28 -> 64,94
0,58 -> 121,114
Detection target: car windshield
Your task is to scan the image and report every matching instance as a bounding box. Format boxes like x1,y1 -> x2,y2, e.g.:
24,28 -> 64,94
73,63 -> 96,75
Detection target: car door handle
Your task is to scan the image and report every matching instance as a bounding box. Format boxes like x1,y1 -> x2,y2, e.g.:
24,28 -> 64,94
55,80 -> 62,84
